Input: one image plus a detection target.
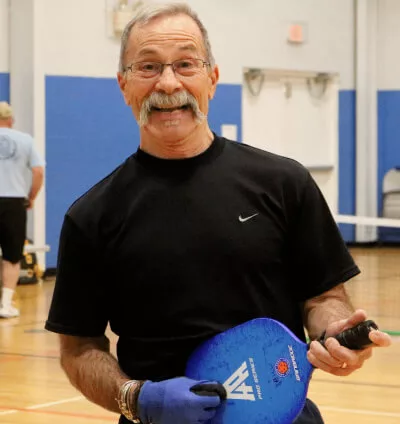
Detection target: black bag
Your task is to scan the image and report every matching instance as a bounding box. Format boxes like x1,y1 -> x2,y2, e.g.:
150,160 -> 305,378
18,240 -> 41,285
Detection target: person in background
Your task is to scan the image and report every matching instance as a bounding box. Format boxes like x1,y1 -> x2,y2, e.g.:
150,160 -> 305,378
45,3 -> 391,424
0,101 -> 45,318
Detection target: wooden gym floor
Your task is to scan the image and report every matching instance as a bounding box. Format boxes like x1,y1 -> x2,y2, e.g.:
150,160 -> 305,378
0,247 -> 399,424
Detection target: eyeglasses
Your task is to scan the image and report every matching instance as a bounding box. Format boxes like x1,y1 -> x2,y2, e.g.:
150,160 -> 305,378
124,58 -> 210,79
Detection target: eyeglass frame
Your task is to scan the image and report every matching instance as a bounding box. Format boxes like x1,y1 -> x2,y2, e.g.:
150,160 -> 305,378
123,58 -> 211,78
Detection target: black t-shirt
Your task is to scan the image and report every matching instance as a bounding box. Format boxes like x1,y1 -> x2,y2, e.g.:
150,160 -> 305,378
45,134 -> 360,381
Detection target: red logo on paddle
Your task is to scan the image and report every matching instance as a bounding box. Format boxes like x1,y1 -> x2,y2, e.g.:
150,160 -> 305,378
275,359 -> 290,377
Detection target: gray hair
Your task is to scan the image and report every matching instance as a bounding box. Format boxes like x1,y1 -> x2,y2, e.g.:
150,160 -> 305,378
118,2 -> 215,73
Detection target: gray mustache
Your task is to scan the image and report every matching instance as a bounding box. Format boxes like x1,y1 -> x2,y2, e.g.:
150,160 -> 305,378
139,91 -> 206,126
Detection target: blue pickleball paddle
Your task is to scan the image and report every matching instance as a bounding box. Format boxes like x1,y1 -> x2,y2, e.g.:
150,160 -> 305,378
186,318 -> 377,424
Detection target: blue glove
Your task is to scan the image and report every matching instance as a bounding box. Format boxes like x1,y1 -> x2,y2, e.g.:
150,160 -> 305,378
138,377 -> 225,424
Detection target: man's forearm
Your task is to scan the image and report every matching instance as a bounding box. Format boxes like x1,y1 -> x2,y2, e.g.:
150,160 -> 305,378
29,170 -> 44,202
303,283 -> 355,341
60,335 -> 130,414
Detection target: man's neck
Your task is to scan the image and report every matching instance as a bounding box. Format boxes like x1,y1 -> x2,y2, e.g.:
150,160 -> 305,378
140,125 -> 214,159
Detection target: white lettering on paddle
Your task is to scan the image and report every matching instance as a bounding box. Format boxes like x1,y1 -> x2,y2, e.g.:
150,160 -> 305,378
288,345 -> 301,381
223,361 -> 256,401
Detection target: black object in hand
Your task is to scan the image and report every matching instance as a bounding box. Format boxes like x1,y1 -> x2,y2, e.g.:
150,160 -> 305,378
190,382 -> 227,400
321,320 -> 379,350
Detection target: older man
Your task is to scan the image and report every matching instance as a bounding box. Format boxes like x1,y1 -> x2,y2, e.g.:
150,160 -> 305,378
45,3 -> 391,424
0,101 -> 44,318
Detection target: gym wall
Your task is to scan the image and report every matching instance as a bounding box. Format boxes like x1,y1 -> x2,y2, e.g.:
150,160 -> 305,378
1,0 -> 400,267
0,0 -> 9,102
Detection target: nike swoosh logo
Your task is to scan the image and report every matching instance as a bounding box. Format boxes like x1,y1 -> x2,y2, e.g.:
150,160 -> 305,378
238,213 -> 259,223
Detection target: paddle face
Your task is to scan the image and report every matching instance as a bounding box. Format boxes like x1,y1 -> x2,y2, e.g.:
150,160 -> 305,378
186,318 -> 314,424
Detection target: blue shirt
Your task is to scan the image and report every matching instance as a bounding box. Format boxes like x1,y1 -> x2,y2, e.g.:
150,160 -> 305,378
0,128 -> 45,198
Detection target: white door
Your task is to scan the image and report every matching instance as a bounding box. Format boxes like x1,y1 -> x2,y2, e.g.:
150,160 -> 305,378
242,69 -> 339,213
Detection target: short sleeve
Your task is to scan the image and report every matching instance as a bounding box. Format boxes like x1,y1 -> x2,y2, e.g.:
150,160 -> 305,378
28,137 -> 45,168
288,172 -> 360,301
45,214 -> 109,337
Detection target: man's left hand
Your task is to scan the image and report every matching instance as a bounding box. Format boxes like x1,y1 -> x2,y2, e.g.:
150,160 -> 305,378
307,309 -> 392,376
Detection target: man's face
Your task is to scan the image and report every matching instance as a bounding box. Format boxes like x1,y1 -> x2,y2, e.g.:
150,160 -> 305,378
117,14 -> 219,141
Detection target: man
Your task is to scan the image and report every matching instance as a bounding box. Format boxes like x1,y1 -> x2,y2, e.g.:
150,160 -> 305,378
0,101 -> 45,318
45,3 -> 391,424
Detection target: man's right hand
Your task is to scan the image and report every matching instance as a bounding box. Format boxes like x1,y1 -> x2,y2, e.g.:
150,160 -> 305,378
24,198 -> 34,209
138,376 -> 224,424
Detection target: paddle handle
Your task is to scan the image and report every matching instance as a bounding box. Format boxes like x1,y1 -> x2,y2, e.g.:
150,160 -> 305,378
321,319 -> 379,350
190,382 -> 227,400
